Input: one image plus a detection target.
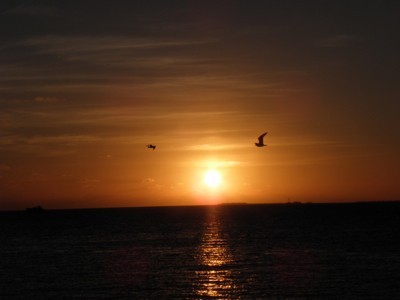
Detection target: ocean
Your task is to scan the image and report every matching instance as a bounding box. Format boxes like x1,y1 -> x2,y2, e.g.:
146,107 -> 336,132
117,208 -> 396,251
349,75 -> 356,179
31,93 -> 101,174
1,202 -> 399,299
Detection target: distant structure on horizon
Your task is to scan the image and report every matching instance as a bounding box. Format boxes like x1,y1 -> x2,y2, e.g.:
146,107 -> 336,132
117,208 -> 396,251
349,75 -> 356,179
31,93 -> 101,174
25,205 -> 46,213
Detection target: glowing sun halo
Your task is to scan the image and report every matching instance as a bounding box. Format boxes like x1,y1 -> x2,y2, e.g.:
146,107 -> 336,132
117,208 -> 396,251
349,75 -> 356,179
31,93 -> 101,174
204,170 -> 221,188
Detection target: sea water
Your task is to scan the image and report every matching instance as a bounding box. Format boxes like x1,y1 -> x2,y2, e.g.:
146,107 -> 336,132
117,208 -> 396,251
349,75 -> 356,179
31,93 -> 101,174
1,203 -> 399,299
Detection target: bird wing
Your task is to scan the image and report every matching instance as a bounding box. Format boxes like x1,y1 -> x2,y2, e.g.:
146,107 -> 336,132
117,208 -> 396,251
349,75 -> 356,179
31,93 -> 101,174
258,132 -> 268,142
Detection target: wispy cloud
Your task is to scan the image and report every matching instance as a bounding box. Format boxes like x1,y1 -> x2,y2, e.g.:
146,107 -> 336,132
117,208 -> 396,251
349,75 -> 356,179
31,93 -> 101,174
19,134 -> 101,145
185,143 -> 248,151
0,164 -> 10,172
33,96 -> 60,104
316,34 -> 359,48
0,133 -> 102,157
272,136 -> 346,147
23,35 -> 215,65
4,4 -> 58,16
141,177 -> 163,190
2,33 -> 290,106
191,160 -> 242,168
80,178 -> 100,189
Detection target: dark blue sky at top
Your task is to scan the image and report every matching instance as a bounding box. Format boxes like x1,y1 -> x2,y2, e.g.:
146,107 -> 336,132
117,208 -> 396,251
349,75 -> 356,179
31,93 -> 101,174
2,1 -> 399,135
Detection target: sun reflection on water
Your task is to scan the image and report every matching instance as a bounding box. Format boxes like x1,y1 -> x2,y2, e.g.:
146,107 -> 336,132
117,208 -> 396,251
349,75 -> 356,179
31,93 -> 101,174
194,206 -> 236,298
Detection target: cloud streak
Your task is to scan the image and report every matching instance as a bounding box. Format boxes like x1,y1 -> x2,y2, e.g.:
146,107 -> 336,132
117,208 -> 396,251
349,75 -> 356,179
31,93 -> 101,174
317,34 -> 359,48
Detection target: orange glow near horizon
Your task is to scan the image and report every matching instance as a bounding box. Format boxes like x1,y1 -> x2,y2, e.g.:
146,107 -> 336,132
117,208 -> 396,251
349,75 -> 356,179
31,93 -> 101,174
1,128 -> 399,211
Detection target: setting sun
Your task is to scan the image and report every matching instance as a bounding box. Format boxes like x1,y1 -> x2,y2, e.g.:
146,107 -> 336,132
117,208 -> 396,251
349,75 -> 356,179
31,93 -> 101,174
204,170 -> 222,188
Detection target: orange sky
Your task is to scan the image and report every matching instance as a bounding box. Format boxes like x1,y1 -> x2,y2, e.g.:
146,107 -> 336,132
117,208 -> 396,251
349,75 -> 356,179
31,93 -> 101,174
1,1 -> 399,210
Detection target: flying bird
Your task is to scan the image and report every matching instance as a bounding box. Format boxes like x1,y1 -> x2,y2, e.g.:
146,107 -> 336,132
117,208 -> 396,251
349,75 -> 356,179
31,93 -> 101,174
147,144 -> 156,150
255,132 -> 268,147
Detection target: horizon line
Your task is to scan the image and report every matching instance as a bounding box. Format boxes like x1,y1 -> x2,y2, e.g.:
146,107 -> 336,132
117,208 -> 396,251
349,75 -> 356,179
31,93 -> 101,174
2,200 -> 400,212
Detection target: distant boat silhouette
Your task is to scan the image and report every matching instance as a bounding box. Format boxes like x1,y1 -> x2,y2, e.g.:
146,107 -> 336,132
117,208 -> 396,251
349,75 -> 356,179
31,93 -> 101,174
147,144 -> 156,150
255,132 -> 268,147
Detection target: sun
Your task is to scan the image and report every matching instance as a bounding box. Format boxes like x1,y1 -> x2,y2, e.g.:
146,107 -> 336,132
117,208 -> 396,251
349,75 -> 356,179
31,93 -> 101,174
204,170 -> 222,188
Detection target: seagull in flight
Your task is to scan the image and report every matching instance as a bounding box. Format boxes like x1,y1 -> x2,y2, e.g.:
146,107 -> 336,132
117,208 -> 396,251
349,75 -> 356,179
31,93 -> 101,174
255,132 -> 268,147
147,144 -> 156,150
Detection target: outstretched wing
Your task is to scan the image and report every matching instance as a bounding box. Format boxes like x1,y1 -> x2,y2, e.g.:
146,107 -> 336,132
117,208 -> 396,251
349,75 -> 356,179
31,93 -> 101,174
258,132 -> 268,143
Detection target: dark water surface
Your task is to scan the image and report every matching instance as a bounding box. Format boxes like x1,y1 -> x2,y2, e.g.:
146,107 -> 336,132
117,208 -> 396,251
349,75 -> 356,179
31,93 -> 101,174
1,202 -> 400,299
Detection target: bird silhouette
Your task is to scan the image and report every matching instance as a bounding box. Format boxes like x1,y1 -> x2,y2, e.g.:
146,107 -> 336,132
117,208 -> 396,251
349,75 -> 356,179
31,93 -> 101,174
147,144 -> 156,150
255,132 -> 268,147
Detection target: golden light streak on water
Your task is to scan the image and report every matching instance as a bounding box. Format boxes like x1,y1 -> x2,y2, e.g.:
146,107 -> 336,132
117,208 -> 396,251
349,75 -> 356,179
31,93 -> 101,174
194,207 -> 236,298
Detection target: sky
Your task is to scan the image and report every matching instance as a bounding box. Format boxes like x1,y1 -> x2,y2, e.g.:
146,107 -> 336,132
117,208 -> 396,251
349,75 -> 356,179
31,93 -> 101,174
1,1 -> 399,210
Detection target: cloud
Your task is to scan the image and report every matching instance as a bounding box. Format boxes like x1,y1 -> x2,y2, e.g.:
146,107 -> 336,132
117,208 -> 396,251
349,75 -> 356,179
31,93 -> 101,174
192,160 -> 242,168
20,134 -> 101,146
4,4 -> 58,16
0,133 -> 102,157
23,35 -> 215,64
80,178 -> 100,189
317,34 -> 359,48
33,96 -> 59,104
273,136 -> 345,147
0,112 -> 12,129
27,172 -> 47,182
1,30 -> 297,113
142,178 -> 155,184
0,164 -> 10,172
2,34 -> 290,106
186,143 -> 248,151
141,177 -> 163,191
